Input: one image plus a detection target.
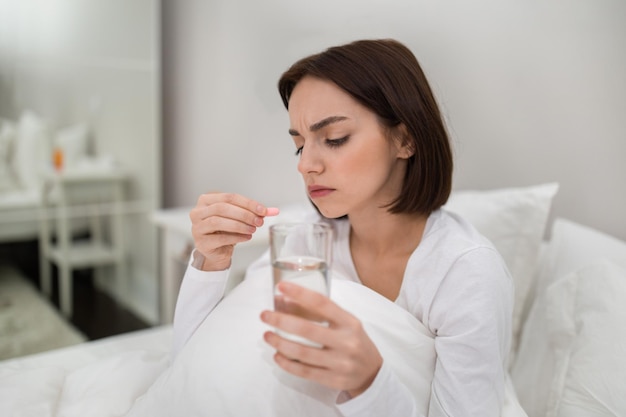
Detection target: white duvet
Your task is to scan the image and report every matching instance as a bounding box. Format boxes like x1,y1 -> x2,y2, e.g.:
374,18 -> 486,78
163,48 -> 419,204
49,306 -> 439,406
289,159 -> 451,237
0,347 -> 169,417
1,267 -> 526,417
128,269 -> 437,417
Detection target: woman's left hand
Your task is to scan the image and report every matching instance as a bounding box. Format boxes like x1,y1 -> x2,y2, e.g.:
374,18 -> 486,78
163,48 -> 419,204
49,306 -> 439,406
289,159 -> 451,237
260,281 -> 383,398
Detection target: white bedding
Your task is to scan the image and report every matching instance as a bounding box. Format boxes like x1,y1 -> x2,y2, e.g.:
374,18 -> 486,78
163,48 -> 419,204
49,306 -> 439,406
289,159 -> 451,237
0,267 -> 526,417
128,270 -> 437,416
0,327 -> 172,417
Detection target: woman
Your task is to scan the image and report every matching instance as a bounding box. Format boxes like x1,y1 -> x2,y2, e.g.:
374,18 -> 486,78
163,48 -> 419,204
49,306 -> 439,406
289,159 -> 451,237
174,39 -> 513,416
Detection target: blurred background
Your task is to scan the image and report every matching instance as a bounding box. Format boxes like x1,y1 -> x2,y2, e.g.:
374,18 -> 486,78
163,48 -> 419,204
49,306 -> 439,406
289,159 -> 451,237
0,0 -> 624,359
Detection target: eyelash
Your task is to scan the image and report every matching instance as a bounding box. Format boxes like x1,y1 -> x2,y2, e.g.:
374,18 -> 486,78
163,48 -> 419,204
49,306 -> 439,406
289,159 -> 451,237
294,136 -> 349,156
327,136 -> 349,148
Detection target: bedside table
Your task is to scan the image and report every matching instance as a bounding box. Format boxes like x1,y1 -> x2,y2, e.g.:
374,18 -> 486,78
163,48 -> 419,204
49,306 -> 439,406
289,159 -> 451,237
38,169 -> 129,317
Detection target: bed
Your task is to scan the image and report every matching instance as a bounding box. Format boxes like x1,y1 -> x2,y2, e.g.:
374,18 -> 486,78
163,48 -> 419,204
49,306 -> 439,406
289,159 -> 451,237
1,183 -> 625,417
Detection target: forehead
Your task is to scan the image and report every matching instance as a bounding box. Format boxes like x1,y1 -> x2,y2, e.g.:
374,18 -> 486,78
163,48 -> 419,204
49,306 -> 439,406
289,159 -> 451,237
288,77 -> 367,127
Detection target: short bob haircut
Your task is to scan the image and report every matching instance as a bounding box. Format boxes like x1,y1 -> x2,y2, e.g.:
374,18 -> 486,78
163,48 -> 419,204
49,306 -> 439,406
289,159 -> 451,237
278,39 -> 453,216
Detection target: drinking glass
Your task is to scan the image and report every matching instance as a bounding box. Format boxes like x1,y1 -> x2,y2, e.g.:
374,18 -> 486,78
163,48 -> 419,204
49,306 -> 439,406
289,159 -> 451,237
269,222 -> 332,347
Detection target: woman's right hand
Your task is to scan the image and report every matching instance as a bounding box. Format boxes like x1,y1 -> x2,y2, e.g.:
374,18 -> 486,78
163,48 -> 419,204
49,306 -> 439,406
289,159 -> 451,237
189,192 -> 279,271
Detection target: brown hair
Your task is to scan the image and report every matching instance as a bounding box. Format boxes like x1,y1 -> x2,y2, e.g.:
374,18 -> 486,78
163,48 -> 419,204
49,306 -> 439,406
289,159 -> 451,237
278,39 -> 453,215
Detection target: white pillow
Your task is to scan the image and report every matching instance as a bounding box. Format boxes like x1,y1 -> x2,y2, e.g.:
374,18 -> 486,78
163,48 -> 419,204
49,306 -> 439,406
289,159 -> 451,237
511,219 -> 626,417
534,218 -> 626,296
509,282 -> 554,417
444,182 -> 559,360
544,261 -> 626,417
13,110 -> 51,189
54,123 -> 90,169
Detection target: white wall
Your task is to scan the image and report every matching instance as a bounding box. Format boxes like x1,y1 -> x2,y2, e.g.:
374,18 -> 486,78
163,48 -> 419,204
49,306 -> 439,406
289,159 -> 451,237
0,0 -> 162,323
162,0 -> 626,241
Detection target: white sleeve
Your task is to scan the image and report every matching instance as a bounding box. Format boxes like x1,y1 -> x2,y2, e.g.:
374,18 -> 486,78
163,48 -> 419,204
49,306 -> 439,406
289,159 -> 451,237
427,247 -> 513,417
172,251 -> 230,357
336,361 -> 425,417
338,247 -> 512,417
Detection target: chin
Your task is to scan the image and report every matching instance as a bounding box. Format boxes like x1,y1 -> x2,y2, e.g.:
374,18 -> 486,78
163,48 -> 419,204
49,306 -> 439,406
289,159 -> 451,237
310,200 -> 347,220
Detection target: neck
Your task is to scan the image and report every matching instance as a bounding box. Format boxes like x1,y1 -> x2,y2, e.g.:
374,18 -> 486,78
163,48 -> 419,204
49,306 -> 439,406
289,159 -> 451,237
348,207 -> 428,257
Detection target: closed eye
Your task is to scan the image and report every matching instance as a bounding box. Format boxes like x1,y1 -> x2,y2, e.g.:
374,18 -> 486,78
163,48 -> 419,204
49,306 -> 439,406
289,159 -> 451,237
294,136 -> 348,156
326,136 -> 349,148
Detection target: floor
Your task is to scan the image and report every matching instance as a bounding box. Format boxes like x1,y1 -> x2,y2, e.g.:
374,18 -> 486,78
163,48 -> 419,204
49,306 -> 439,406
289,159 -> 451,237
0,239 -> 150,341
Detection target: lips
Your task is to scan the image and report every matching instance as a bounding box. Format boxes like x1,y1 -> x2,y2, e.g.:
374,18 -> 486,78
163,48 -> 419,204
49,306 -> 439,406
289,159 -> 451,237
307,185 -> 335,199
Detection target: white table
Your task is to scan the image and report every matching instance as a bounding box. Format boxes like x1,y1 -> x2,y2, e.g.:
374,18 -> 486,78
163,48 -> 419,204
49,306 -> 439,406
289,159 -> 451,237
38,169 -> 129,317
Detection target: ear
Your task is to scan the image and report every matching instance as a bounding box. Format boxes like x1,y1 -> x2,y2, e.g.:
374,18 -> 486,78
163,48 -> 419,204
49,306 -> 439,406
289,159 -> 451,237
393,123 -> 415,159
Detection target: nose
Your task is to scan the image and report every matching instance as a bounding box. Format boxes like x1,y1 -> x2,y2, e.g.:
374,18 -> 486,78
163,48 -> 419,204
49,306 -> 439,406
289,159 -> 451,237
297,143 -> 323,175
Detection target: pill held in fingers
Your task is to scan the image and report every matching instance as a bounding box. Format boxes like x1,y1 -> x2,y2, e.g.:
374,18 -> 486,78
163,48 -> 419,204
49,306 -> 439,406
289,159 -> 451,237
266,207 -> 280,216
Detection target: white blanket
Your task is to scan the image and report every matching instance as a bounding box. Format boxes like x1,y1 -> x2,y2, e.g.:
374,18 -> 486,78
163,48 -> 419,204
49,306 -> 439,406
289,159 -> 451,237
0,267 -> 526,417
0,350 -> 169,417
127,269 -> 437,416
0,328 -> 171,417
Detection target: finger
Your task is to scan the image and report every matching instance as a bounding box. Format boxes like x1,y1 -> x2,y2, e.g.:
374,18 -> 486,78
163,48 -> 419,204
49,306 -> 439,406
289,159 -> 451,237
273,293 -> 327,322
271,350 -> 350,392
262,329 -> 339,379
273,350 -> 330,381
194,231 -> 252,254
191,202 -> 261,229
263,330 -> 327,365
193,214 -> 258,237
192,199 -> 279,230
197,193 -> 274,218
275,282 -> 353,327
260,309 -> 332,348
264,321 -> 381,394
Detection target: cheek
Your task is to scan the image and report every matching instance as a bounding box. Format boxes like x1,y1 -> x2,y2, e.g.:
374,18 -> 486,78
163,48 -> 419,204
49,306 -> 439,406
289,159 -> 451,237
342,145 -> 391,179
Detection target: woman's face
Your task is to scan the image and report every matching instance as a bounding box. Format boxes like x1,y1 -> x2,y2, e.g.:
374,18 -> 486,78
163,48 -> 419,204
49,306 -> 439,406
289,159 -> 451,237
288,76 -> 411,219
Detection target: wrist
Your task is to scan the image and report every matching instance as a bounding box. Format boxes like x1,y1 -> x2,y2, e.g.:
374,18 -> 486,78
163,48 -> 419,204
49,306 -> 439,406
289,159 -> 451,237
346,360 -> 382,399
191,249 -> 231,271
346,379 -> 374,399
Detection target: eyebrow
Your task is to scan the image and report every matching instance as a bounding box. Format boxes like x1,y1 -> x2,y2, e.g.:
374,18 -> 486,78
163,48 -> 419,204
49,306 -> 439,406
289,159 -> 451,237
288,115 -> 348,136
